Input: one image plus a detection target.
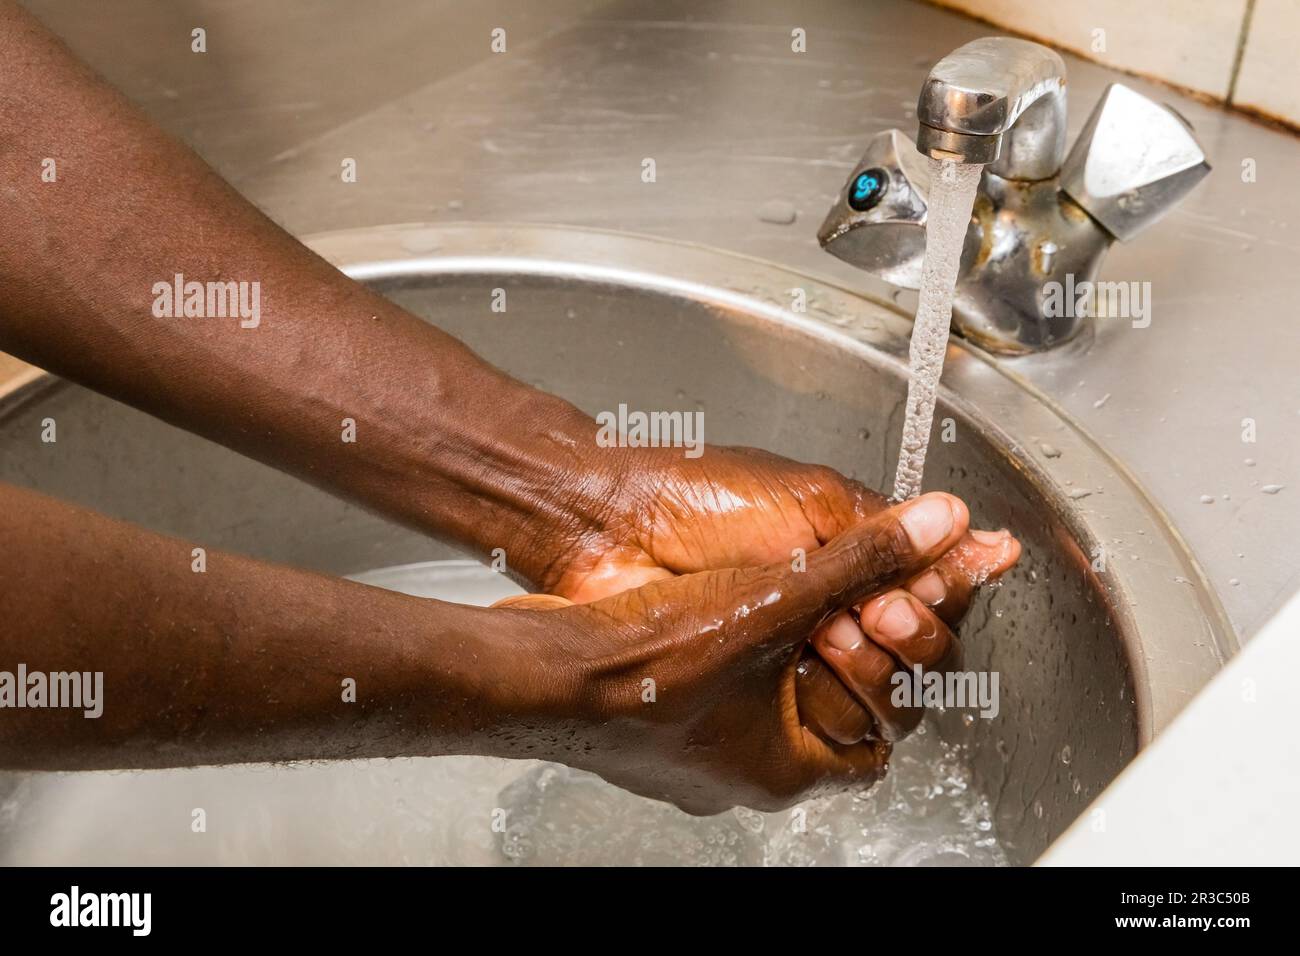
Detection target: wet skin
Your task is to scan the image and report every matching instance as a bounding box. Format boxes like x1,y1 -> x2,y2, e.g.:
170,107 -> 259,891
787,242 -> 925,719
515,448 -> 1020,747
0,484 -> 983,813
0,3 -> 1020,809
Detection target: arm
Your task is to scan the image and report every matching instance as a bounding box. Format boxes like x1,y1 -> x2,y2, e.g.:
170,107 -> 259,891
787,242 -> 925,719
0,2 -> 1018,610
0,1 -> 604,591
0,3 -> 1021,753
0,482 -> 562,770
0,480 -> 969,813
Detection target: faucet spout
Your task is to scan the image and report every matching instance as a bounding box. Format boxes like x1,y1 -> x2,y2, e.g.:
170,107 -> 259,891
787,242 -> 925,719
916,37 -> 1067,181
820,36 -> 1209,353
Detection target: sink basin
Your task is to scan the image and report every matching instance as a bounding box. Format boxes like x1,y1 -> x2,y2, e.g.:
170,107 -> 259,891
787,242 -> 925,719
0,224 -> 1232,865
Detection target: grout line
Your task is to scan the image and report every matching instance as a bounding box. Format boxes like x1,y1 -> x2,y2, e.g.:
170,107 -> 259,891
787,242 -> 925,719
1226,0 -> 1258,106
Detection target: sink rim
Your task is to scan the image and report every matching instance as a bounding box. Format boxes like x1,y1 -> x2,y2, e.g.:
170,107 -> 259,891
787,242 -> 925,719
0,220 -> 1235,745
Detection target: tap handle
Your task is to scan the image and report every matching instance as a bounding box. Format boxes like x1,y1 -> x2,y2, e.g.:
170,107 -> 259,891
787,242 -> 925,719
817,129 -> 932,289
1059,83 -> 1211,242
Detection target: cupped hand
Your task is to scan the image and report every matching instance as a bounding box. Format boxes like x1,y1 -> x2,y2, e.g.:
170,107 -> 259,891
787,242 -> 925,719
801,527 -> 1020,744
542,445 -> 1017,610
501,492 -> 975,814
530,446 -> 1019,745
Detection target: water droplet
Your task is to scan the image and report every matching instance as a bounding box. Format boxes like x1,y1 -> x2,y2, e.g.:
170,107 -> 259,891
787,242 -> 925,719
756,199 -> 797,225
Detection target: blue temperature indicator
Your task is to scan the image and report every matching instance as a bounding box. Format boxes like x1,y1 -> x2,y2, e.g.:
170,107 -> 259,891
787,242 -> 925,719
848,167 -> 889,211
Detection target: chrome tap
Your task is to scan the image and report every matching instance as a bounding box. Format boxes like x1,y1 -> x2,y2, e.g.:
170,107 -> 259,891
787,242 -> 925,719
819,37 -> 1211,353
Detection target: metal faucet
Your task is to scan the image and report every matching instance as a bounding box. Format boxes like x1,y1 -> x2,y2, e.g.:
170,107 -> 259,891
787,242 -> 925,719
819,37 -> 1211,353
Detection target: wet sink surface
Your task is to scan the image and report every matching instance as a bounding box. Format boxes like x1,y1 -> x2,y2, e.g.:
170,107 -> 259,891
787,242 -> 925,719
0,225 -> 1232,864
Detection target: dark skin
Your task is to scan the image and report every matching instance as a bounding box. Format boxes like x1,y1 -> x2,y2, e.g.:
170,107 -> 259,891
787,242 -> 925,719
0,3 -> 1020,808
0,482 -> 968,814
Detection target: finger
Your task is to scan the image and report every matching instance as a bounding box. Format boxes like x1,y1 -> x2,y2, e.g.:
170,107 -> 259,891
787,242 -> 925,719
946,529 -> 1021,585
811,611 -> 923,741
490,594 -> 576,610
800,468 -> 890,541
908,529 -> 1021,626
793,492 -> 970,625
906,562 -> 973,628
724,448 -> 887,543
858,589 -> 960,672
795,647 -> 875,745
799,724 -> 891,789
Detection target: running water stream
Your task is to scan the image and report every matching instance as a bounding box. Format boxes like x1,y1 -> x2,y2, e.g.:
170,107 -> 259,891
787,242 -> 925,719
891,159 -> 983,501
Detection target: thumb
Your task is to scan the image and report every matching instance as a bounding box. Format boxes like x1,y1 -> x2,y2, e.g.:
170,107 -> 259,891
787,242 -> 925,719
781,492 -> 969,631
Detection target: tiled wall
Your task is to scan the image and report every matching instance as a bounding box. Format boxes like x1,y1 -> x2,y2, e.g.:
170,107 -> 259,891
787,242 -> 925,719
1234,1 -> 1300,128
925,0 -> 1300,130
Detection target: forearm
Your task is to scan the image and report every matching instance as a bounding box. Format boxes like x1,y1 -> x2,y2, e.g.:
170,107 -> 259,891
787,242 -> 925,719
0,482 -> 568,770
0,3 -> 609,584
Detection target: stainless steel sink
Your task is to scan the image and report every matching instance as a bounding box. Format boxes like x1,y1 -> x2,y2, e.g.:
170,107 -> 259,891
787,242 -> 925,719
0,224 -> 1233,865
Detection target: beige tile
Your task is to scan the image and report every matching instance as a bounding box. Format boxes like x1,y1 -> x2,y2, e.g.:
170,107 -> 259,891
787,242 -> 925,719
1234,0 -> 1300,126
928,0 -> 1247,99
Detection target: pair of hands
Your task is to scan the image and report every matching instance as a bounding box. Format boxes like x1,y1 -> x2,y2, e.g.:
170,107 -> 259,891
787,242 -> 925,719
0,2 -> 1017,803
490,445 -> 1020,815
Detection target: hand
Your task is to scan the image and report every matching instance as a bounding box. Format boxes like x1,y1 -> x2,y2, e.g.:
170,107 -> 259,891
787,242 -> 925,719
507,492 -> 972,814
528,446 -> 1019,745
539,445 -> 1018,607
803,526 -> 1020,744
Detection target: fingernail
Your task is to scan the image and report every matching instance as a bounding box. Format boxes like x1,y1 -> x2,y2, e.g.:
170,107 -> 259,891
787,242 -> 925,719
910,569 -> 945,606
900,495 -> 955,552
971,529 -> 1010,545
823,613 -> 863,651
876,597 -> 919,640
